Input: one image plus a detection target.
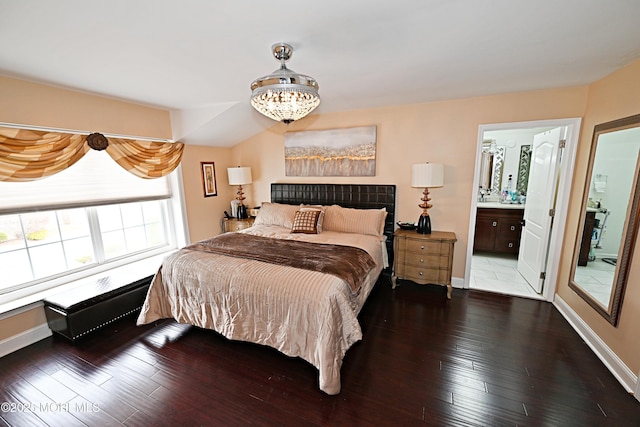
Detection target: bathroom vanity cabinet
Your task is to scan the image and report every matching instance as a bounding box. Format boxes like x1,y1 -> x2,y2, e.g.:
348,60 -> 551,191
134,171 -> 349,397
474,207 -> 524,255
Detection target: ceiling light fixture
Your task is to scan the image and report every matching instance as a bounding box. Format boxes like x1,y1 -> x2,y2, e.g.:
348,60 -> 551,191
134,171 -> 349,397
250,43 -> 320,124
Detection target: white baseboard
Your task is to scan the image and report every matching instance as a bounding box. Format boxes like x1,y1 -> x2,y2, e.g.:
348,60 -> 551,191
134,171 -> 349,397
0,322 -> 52,358
452,276 -> 464,289
554,295 -> 638,400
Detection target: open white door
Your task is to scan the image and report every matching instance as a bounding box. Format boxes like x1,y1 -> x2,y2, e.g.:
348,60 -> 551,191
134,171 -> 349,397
517,127 -> 563,292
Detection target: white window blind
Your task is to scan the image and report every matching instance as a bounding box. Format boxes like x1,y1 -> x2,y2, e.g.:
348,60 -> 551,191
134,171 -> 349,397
0,150 -> 171,214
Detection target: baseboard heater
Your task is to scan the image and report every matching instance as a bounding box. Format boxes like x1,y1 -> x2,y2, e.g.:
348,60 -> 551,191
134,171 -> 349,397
43,275 -> 153,342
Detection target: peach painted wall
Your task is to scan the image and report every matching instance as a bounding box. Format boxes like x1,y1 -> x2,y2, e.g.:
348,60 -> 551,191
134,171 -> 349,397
0,306 -> 48,341
180,144 -> 235,243
0,75 -> 172,139
556,59 -> 640,376
232,86 -> 589,280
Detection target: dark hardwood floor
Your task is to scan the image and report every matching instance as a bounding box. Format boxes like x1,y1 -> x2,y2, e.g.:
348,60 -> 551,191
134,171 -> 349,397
1,279 -> 639,426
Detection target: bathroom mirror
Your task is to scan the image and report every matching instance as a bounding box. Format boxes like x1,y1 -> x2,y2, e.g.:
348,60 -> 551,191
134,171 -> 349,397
516,145 -> 531,195
569,114 -> 640,325
479,141 -> 505,197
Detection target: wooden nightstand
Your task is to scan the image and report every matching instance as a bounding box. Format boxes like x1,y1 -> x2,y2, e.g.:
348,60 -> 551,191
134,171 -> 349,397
392,229 -> 457,298
222,217 -> 255,233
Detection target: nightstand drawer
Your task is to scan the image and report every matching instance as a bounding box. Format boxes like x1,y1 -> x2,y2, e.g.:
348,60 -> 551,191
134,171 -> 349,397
222,218 -> 255,232
402,253 -> 449,269
401,265 -> 448,283
403,239 -> 451,256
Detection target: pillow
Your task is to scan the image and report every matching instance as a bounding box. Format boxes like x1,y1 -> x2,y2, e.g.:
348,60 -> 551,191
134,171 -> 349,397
299,204 -> 326,232
322,205 -> 387,237
291,209 -> 322,234
253,202 -> 299,228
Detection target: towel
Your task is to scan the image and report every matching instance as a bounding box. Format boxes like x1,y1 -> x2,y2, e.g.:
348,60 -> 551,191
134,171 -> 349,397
594,174 -> 607,193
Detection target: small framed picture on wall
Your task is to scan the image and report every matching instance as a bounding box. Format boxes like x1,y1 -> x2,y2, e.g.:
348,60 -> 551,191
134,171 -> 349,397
201,162 -> 217,197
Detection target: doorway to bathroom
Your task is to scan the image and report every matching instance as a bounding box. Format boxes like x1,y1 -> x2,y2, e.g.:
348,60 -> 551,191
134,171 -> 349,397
465,118 -> 581,302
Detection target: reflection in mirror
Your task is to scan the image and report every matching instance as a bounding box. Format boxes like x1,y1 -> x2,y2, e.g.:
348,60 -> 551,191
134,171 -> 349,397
479,141 -> 505,198
516,145 -> 531,195
569,114 -> 640,325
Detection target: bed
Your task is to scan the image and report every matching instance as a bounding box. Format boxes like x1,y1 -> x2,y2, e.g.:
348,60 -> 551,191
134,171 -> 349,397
137,183 -> 396,394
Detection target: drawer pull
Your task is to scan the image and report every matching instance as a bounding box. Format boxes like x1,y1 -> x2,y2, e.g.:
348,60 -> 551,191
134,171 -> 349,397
508,243 -> 513,248
492,221 -> 497,227
420,245 -> 425,250
510,225 -> 516,231
420,258 -> 424,263
419,271 -> 423,276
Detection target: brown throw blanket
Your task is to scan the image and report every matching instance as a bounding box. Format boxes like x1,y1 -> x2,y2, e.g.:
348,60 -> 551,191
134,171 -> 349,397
186,233 -> 376,295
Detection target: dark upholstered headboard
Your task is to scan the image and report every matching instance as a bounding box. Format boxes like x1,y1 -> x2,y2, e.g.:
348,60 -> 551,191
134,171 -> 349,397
271,183 -> 396,269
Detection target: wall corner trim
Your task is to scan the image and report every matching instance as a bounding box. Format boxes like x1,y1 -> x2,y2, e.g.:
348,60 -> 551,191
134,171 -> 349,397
553,294 -> 637,395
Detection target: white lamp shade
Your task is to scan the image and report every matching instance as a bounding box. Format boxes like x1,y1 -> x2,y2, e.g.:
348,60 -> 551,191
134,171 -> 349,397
411,163 -> 444,188
227,166 -> 252,185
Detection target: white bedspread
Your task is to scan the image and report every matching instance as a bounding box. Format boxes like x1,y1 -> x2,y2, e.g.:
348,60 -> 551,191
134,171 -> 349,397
136,224 -> 387,394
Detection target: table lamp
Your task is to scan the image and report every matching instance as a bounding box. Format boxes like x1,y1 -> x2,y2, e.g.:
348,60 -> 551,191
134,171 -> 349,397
411,163 -> 444,234
227,166 -> 252,219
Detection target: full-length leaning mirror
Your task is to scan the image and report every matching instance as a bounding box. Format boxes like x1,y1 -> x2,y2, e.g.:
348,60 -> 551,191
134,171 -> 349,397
569,113 -> 640,325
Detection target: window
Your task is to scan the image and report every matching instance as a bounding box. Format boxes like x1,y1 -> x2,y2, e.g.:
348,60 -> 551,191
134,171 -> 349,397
0,201 -> 170,294
0,148 -> 184,301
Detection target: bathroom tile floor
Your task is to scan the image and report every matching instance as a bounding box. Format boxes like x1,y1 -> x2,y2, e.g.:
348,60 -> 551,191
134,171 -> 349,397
573,257 -> 616,307
470,253 -> 543,299
471,253 -> 616,304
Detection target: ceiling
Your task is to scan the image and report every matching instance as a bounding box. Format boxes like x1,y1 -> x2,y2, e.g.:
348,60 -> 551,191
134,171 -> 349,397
1,1 -> 639,147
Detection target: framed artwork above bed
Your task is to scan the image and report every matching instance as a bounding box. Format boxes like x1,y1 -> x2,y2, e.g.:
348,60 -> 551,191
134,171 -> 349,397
284,126 -> 377,177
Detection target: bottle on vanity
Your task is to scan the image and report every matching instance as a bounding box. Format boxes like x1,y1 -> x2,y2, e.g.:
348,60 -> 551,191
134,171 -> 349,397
502,174 -> 514,203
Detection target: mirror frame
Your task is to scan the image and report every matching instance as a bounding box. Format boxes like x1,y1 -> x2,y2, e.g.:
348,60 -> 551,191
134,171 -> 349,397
569,113 -> 640,325
480,141 -> 505,196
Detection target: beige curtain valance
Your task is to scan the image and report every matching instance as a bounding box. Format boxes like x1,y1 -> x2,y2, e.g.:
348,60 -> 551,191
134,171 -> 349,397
0,126 -> 184,182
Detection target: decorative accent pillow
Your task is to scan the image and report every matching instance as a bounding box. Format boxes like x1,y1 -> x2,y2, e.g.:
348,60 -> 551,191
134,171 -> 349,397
322,205 -> 387,237
253,202 -> 299,228
299,204 -> 326,233
291,209 -> 322,234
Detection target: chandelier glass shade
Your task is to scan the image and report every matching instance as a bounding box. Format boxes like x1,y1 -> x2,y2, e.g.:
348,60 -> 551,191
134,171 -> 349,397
250,43 -> 320,124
